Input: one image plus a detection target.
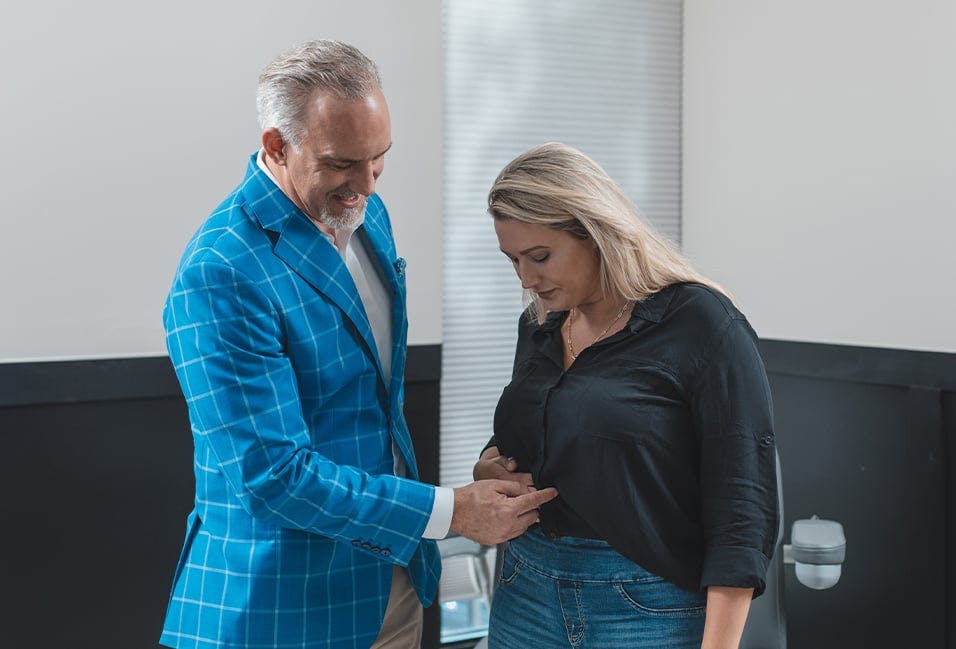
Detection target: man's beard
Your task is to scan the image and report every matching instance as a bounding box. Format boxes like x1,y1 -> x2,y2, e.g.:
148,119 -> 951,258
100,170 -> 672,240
317,204 -> 365,231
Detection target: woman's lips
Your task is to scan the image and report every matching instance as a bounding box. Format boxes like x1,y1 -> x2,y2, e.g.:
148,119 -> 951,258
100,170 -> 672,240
537,289 -> 556,300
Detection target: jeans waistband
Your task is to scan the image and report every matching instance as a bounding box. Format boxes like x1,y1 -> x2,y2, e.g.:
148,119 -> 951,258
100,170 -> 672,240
507,526 -> 660,582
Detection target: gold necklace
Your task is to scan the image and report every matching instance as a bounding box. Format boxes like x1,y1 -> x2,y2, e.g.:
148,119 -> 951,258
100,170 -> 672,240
566,300 -> 632,361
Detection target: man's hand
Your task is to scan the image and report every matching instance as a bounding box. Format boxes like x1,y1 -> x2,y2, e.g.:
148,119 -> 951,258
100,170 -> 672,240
473,446 -> 534,490
450,479 -> 558,546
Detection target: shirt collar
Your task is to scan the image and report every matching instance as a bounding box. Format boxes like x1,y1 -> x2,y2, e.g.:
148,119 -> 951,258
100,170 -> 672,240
256,147 -> 280,185
628,284 -> 680,327
538,310 -> 565,332
533,283 -> 683,336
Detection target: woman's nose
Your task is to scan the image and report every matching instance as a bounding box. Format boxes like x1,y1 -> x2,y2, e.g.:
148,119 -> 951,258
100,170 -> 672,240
517,263 -> 538,289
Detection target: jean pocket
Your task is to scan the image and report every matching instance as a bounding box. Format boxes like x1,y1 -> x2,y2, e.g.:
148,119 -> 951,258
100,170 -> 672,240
497,545 -> 522,586
615,579 -> 706,617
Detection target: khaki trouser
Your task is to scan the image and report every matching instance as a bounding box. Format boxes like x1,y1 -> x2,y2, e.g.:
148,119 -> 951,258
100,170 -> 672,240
371,566 -> 424,649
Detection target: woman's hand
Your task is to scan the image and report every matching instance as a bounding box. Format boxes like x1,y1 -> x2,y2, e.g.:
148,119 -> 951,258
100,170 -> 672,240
473,446 -> 535,490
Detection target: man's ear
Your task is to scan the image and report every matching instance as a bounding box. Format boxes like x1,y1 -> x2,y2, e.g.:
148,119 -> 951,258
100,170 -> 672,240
261,128 -> 288,165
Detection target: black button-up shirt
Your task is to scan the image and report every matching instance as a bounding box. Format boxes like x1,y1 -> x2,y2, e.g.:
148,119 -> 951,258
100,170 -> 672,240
491,283 -> 778,595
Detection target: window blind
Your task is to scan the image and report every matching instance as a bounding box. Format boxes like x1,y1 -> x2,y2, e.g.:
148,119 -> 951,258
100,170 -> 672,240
440,0 -> 684,488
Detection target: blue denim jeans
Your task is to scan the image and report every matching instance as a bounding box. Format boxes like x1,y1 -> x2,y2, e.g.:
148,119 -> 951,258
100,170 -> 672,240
487,527 -> 706,648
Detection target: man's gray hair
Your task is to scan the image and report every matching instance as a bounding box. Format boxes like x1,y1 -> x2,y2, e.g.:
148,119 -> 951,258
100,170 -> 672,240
256,40 -> 383,150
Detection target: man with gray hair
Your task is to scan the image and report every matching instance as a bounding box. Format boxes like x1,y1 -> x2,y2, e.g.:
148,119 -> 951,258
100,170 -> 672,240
159,40 -> 556,649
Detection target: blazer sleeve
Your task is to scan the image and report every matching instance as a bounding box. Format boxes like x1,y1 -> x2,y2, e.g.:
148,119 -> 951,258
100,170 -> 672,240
164,255 -> 435,566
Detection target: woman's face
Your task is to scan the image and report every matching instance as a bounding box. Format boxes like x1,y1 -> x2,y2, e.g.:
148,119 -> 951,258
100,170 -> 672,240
494,217 -> 603,312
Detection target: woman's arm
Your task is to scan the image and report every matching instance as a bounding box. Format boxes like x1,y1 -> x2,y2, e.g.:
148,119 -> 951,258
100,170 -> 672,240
701,586 -> 753,649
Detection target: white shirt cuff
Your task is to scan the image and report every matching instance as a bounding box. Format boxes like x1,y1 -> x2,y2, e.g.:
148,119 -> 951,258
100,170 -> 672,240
422,486 -> 455,539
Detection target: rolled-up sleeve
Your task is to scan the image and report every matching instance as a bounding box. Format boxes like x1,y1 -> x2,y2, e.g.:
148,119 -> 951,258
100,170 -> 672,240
690,317 -> 778,596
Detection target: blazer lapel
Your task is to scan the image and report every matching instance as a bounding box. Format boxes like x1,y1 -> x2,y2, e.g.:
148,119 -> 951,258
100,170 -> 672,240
279,217 -> 386,378
239,157 -> 419,482
239,157 -> 384,382
357,220 -> 402,295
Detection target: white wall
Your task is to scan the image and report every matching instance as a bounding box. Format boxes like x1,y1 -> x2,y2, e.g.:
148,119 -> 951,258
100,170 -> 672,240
0,0 -> 443,362
683,0 -> 956,353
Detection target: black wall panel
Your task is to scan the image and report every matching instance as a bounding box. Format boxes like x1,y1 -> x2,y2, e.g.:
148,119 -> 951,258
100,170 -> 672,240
761,340 -> 955,649
1,340 -> 953,649
944,391 -> 956,649
0,395 -> 193,648
0,348 -> 441,649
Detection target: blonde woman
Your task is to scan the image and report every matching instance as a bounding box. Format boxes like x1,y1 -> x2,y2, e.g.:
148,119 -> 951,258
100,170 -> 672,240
474,142 -> 778,649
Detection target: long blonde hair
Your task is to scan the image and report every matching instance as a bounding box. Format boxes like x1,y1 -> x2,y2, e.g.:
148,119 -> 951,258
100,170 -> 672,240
488,142 -> 729,322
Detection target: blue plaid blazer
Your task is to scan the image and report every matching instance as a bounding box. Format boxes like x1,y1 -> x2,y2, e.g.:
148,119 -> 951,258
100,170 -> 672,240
160,154 -> 441,649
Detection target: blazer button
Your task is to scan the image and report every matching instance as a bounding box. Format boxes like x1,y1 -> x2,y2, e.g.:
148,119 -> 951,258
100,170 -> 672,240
351,539 -> 361,547
761,434 -> 775,446
371,547 -> 381,554
381,549 -> 391,557
362,542 -> 372,550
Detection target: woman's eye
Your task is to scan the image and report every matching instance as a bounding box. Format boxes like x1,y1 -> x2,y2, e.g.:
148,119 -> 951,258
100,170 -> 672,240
531,254 -> 550,263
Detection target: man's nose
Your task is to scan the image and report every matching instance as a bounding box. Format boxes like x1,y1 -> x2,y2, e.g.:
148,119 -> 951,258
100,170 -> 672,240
349,161 -> 379,196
